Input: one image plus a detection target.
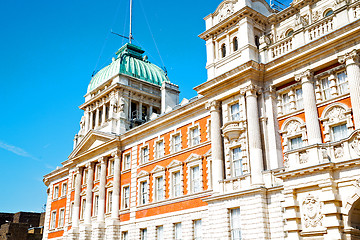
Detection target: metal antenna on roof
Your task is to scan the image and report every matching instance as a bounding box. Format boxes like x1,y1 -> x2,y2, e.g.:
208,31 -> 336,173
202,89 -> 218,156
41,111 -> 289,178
270,0 -> 286,11
129,0 -> 133,44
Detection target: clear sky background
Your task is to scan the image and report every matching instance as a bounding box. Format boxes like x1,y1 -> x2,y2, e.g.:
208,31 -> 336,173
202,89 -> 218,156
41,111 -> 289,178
0,0 -> 292,213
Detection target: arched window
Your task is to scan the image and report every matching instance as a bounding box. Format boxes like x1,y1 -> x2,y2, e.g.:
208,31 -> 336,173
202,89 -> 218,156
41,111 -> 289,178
233,37 -> 238,52
286,29 -> 294,37
221,43 -> 226,58
324,9 -> 334,17
254,36 -> 260,49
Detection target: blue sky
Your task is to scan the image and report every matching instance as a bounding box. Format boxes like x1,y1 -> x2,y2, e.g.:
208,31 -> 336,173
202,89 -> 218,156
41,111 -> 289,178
0,0 -> 292,213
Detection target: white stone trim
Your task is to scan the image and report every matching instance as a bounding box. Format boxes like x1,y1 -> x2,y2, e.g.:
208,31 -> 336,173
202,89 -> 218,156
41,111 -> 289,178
185,154 -> 203,194
153,137 -> 165,159
187,122 -> 201,147
170,130 -> 182,154
151,165 -> 166,202
137,170 -> 150,205
280,117 -> 308,151
139,143 -> 150,164
167,160 -> 184,198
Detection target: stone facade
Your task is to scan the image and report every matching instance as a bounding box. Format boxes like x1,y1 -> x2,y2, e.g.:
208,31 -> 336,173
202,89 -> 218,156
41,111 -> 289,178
43,0 -> 360,239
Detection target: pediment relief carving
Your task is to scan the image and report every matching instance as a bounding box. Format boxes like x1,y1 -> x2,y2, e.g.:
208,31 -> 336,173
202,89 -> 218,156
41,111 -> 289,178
105,181 -> 113,188
137,170 -> 149,178
185,153 -> 202,163
80,189 -> 86,196
92,185 -> 100,192
213,0 -> 237,24
150,165 -> 165,174
167,160 -> 183,169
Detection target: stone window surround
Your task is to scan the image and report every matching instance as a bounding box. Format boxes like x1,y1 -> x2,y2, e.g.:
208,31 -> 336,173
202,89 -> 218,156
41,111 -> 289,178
139,143 -> 150,165
187,123 -> 201,147
185,154 -> 203,194
68,201 -> 74,223
122,184 -> 130,209
53,184 -> 59,200
107,158 -> 114,177
92,193 -> 100,217
61,182 -> 67,198
137,170 -> 150,205
229,145 -> 244,178
58,207 -> 65,228
206,118 -> 211,141
80,197 -> 86,220
94,164 -> 101,182
151,165 -> 166,202
222,95 -> 245,123
280,117 -> 308,152
276,83 -> 303,116
167,160 -> 184,198
105,181 -> 113,213
50,210 -> 57,230
123,152 -> 131,170
153,137 -> 165,159
170,131 -> 182,154
224,131 -> 249,178
319,102 -> 354,143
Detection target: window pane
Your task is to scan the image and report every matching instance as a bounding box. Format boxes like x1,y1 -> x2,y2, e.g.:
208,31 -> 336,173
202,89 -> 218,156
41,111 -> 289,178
157,177 -> 164,201
232,148 -> 243,177
290,137 -> 303,150
141,228 -> 147,240
175,223 -> 182,240
231,103 -> 240,121
231,208 -> 242,240
322,78 -> 331,100
337,71 -> 349,94
295,88 -> 303,110
192,128 -> 200,146
332,124 -> 348,141
194,220 -> 202,240
192,166 -> 201,193
156,226 -> 163,240
174,171 -> 181,197
282,93 -> 291,114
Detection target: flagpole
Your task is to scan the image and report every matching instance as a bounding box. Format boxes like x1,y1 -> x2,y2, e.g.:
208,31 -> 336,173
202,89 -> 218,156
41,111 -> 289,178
129,0 -> 133,43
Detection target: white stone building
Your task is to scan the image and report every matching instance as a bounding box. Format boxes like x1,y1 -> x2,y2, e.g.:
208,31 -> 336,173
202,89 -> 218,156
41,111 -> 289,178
43,0 -> 360,239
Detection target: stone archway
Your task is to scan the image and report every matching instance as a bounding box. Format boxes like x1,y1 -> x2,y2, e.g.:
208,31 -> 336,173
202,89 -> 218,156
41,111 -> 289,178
350,198 -> 360,230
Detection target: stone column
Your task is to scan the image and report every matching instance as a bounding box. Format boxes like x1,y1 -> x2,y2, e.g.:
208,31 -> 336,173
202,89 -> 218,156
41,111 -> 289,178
80,163 -> 94,240
295,70 -> 322,144
338,49 -> 360,129
89,111 -> 94,130
68,167 -> 83,240
102,104 -> 106,124
207,100 -> 224,192
84,109 -> 90,133
245,85 -> 264,186
95,108 -> 100,127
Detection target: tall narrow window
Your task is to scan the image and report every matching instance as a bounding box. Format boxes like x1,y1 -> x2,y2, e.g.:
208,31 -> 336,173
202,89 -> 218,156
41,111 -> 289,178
140,228 -> 147,240
124,154 -> 131,170
156,176 -> 164,201
233,37 -> 238,51
99,109 -> 103,125
230,208 -> 242,240
332,124 -> 348,141
282,93 -> 291,114
107,191 -> 113,213
191,127 -> 200,146
290,137 -> 303,150
174,134 -> 181,152
142,147 -> 149,163
81,199 -> 86,220
61,183 -> 67,197
174,223 -> 182,240
321,77 -> 332,100
140,181 -> 148,205
221,43 -> 226,58
156,141 -> 165,158
58,209 -> 65,227
230,103 -> 240,121
69,202 -> 74,221
337,71 -> 349,94
53,186 -> 59,199
194,220 -> 202,240
295,88 -> 303,110
173,171 -> 181,197
232,148 -> 243,177
94,195 -> 99,216
192,166 -> 201,193
123,186 -> 130,208
156,226 -> 164,240
122,231 -> 128,240
50,211 -> 57,229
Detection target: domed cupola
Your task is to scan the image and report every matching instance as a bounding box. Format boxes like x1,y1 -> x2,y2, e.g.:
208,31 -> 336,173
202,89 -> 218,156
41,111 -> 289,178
87,43 -> 170,94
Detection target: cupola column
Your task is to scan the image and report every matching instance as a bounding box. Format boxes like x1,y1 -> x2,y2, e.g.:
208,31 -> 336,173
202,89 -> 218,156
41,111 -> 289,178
207,100 -> 224,192
244,85 -> 264,186
338,49 -> 360,129
295,70 -> 322,144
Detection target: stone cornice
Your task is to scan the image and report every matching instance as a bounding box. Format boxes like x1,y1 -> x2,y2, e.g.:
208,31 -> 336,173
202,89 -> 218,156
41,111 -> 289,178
203,186 -> 268,203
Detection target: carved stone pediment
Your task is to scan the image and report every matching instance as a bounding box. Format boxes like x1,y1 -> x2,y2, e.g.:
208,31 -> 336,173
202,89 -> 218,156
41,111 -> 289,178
302,194 -> 323,229
214,0 -> 236,23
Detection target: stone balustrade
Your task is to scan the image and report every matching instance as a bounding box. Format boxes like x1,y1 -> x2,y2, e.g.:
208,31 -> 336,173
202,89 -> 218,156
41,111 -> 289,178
307,15 -> 334,41
269,36 -> 293,60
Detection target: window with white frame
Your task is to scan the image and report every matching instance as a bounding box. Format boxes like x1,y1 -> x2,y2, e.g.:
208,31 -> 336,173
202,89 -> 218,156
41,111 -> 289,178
194,220 -> 202,240
173,134 -> 182,152
321,77 -> 332,100
332,124 -> 348,142
337,71 -> 349,94
156,176 -> 165,201
61,183 -> 67,197
53,186 -> 59,199
232,147 -> 243,177
122,231 -> 128,240
123,186 -> 130,209
140,181 -> 149,205
174,223 -> 182,240
94,195 -> 99,216
317,71 -> 349,101
289,136 -> 304,150
186,154 -> 203,194
69,202 -> 74,222
155,140 -> 165,158
173,171 -> 181,197
191,166 -> 201,193
230,103 -> 240,121
141,146 -> 149,164
107,190 -> 113,213
80,198 -> 86,220
167,160 -> 183,198
50,211 -> 57,229
124,153 -> 131,170
140,228 -> 147,240
190,127 -> 201,146
156,225 -> 164,240
230,208 -> 242,240
108,159 -> 114,176
281,92 -> 291,114
295,88 -> 303,109
95,165 -> 101,181
83,169 -> 88,185
280,118 -> 307,152
58,208 -> 65,228
279,87 -> 303,115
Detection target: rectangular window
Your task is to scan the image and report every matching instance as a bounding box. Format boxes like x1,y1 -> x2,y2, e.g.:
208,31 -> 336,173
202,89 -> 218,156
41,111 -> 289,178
192,166 -> 201,193
173,171 -> 181,197
337,71 -> 349,95
332,124 -> 348,141
61,183 -> 67,197
230,103 -> 240,121
321,77 -> 332,100
156,141 -> 165,158
94,195 -> 99,216
140,228 -> 147,240
156,226 -> 164,240
122,231 -> 128,240
142,147 -> 149,163
174,134 -> 181,152
123,186 -> 130,208
95,165 -> 101,181
83,169 -> 88,184
290,137 -> 303,150
58,209 -> 65,227
194,220 -> 202,240
108,159 -> 114,176
140,181 -> 148,205
156,176 -> 164,201
282,92 -> 291,114
295,88 -> 303,110
230,208 -> 242,240
232,148 -> 243,177
191,127 -> 200,146
53,186 -> 59,199
50,211 -> 57,229
124,154 -> 131,170
174,223 -> 182,240
81,199 -> 86,219
107,191 -> 113,213
69,202 -> 74,221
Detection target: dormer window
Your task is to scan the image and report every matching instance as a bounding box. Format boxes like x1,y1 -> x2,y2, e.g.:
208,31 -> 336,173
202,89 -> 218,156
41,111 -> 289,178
233,37 -> 238,52
286,29 -> 294,37
221,44 -> 226,58
324,9 -> 334,17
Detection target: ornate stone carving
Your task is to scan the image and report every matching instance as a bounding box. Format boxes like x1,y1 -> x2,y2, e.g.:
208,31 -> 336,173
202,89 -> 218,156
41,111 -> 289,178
118,97 -> 125,113
110,97 -> 118,113
350,132 -> 360,155
334,146 -> 344,159
218,2 -> 234,22
284,155 -> 290,168
295,14 -> 309,27
259,35 -> 271,46
338,49 -> 360,65
299,151 -> 308,164
327,106 -> 346,123
295,69 -> 313,83
80,116 -> 85,130
302,194 -> 323,228
286,120 -> 301,135
312,11 -> 321,22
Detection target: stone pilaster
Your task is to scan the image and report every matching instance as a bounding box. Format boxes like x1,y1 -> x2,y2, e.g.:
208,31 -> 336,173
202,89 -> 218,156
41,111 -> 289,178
295,70 -> 322,145
68,167 -> 83,240
102,104 -> 106,124
84,108 -> 90,133
207,100 -> 224,192
95,108 -> 100,128
89,111 -> 94,131
80,163 -> 94,240
338,49 -> 360,129
244,84 -> 264,186
283,189 -> 301,240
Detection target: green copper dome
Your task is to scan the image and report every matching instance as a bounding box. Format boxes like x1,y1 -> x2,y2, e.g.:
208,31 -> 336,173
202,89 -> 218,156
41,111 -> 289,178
87,43 -> 169,93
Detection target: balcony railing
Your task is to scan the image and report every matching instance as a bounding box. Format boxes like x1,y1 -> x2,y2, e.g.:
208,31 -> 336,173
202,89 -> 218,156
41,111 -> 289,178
269,36 -> 293,60
307,15 -> 334,41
